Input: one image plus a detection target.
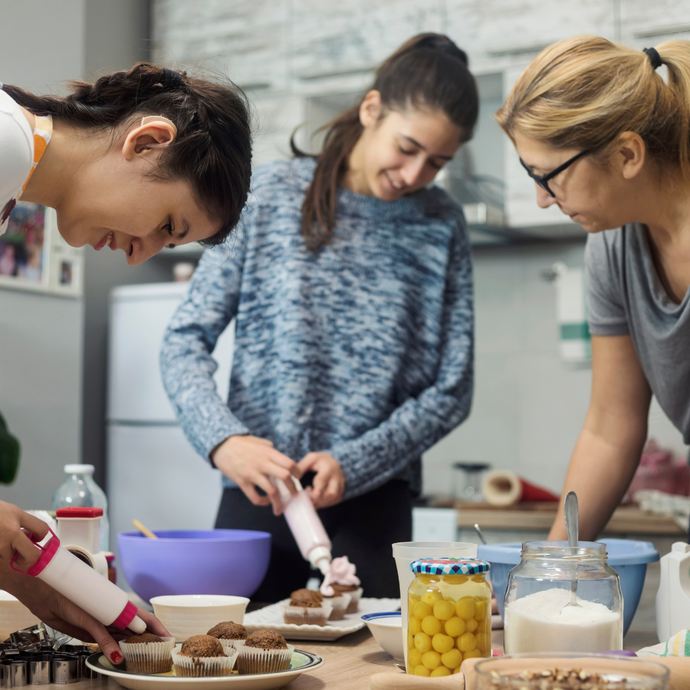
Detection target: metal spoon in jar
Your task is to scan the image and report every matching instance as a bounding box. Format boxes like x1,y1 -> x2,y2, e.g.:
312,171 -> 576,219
562,490 -> 583,612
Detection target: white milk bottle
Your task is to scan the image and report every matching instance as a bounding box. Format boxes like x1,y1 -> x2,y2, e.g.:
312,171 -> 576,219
273,476 -> 332,573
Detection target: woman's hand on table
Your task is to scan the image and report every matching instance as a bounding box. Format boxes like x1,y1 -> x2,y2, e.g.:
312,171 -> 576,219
0,501 -> 49,568
212,435 -> 302,515
0,560 -> 170,665
298,452 -> 345,508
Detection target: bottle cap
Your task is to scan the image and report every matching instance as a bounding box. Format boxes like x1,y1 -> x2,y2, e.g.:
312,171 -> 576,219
309,546 -> 332,573
410,558 -> 490,575
64,464 -> 95,474
56,507 -> 103,518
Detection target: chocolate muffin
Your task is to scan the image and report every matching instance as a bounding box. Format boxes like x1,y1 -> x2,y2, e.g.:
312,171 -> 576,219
180,636 -> 224,658
171,635 -> 236,677
125,633 -> 164,644
245,630 -> 287,650
289,589 -> 323,606
207,622 -> 248,640
118,633 -> 175,674
236,629 -> 293,675
284,590 -> 331,626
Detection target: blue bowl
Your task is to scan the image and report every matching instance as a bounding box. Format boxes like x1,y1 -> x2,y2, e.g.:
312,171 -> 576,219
118,529 -> 271,603
477,539 -> 659,635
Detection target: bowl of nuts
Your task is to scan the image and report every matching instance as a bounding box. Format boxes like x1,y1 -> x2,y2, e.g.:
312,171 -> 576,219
468,653 -> 669,690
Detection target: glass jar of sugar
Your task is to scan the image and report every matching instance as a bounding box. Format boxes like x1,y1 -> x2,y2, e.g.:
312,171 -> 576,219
407,558 -> 492,677
504,542 -> 623,655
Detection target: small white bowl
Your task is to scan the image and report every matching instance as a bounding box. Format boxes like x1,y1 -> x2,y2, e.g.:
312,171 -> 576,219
150,594 -> 249,642
361,612 -> 403,660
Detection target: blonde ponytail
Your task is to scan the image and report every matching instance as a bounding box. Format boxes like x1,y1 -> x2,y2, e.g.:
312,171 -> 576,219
496,36 -> 690,179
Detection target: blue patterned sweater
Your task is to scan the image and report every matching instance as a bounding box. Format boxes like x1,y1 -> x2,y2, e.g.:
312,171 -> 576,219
160,157 -> 474,500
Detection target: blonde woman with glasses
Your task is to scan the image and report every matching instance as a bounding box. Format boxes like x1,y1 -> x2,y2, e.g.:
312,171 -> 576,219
497,36 -> 690,541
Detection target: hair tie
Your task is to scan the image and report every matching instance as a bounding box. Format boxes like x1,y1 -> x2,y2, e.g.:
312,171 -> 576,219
160,68 -> 183,90
643,47 -> 662,70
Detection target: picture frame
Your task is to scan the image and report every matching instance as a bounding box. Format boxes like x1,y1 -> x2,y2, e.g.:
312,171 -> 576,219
0,201 -> 83,297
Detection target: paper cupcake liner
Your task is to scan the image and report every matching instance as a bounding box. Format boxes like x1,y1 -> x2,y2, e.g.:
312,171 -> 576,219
341,587 -> 363,614
324,593 -> 351,621
282,602 -> 333,626
236,643 -> 294,675
171,646 -> 237,677
217,638 -> 246,654
118,637 -> 175,675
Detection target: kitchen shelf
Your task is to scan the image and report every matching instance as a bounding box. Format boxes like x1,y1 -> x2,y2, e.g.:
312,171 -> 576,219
434,500 -> 686,536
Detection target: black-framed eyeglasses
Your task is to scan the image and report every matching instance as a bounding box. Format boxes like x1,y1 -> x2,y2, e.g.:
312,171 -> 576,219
519,150 -> 590,198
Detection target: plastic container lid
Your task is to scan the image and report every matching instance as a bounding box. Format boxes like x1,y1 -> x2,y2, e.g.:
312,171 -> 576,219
477,539 -> 659,566
410,558 -> 490,575
63,464 -> 95,474
56,507 -> 103,518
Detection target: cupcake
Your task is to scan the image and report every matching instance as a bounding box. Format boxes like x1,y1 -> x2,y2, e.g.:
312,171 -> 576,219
283,589 -> 332,626
171,635 -> 237,677
118,633 -> 175,674
236,630 -> 294,675
321,556 -> 362,617
207,621 -> 248,652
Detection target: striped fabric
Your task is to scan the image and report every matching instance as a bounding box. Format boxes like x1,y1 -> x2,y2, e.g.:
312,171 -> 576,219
638,630 -> 690,657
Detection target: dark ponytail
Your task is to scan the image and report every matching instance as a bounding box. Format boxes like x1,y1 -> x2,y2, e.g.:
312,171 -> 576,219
292,33 -> 478,251
4,63 -> 252,246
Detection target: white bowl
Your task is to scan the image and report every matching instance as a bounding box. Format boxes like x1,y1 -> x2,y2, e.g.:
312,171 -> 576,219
150,594 -> 249,642
361,612 -> 403,661
0,591 -> 40,640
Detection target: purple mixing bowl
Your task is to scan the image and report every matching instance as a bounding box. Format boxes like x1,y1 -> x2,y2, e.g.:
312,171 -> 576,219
118,529 -> 271,603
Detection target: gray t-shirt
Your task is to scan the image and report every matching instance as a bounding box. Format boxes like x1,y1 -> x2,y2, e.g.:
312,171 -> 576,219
586,225 -> 690,443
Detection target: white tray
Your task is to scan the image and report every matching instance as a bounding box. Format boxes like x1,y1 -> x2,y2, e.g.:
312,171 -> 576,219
243,597 -> 400,641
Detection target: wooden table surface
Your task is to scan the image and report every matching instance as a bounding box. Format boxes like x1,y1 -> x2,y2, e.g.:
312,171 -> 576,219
36,625 -> 663,690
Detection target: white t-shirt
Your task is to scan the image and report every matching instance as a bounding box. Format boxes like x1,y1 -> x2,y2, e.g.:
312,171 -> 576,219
0,89 -> 34,236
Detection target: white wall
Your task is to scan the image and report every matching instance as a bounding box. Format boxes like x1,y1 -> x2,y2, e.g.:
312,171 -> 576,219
0,0 -> 88,510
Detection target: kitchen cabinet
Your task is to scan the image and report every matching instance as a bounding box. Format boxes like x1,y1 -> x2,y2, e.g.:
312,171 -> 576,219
152,0 -> 290,92
290,0 -> 443,94
619,1 -> 690,49
446,0 -> 617,74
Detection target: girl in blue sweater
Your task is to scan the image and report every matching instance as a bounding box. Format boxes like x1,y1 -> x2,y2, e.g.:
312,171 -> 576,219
161,33 -> 478,600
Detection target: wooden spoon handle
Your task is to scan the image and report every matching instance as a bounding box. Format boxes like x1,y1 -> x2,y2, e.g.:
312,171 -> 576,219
132,519 -> 158,539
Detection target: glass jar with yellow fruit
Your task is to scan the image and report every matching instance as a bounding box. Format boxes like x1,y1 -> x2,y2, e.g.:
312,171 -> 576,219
407,558 -> 492,678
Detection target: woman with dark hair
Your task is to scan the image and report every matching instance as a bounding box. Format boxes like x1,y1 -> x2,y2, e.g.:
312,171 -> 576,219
0,63 -> 252,661
1,63 -> 252,261
161,33 -> 478,599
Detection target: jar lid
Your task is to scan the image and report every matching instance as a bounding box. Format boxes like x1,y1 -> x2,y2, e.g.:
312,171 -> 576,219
410,558 -> 490,575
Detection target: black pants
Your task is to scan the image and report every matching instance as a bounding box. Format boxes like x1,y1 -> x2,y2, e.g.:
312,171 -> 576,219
215,480 -> 413,603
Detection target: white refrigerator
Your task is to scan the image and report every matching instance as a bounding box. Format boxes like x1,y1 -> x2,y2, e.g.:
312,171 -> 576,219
106,282 -> 235,557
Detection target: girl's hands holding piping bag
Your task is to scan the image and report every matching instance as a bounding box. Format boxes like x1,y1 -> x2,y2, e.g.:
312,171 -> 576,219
0,558 -> 169,665
298,452 -> 345,509
212,435 -> 302,515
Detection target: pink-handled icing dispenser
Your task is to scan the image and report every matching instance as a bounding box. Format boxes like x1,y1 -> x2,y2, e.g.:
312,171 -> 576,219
272,476 -> 332,574
11,528 -> 146,633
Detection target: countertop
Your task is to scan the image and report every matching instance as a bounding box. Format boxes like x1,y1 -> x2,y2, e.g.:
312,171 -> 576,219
44,571 -> 663,690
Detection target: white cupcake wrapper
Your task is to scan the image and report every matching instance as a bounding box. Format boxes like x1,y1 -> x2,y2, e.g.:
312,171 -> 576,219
282,602 -> 333,626
217,638 -> 246,653
118,637 -> 175,674
236,643 -> 294,675
324,593 -> 351,620
171,646 -> 237,677
343,587 -> 363,614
